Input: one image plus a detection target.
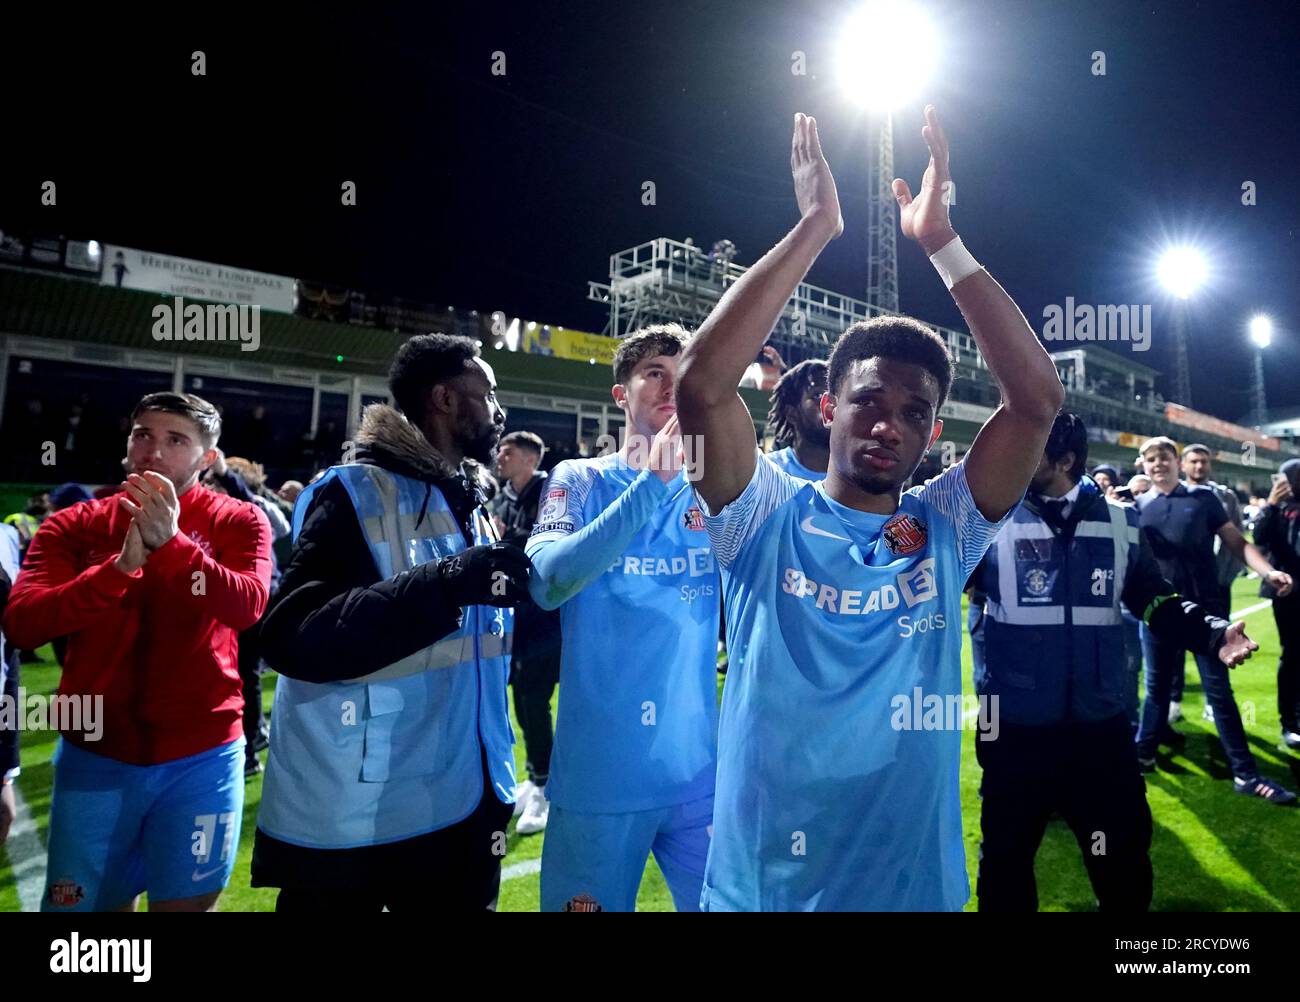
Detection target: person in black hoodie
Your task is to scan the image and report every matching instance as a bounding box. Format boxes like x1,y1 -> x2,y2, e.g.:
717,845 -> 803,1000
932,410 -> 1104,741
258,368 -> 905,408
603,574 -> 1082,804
1256,459 -> 1300,749
490,431 -> 562,834
251,333 -> 531,912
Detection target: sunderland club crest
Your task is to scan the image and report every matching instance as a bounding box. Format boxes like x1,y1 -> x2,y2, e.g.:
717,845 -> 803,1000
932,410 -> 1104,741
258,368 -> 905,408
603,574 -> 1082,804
883,513 -> 927,555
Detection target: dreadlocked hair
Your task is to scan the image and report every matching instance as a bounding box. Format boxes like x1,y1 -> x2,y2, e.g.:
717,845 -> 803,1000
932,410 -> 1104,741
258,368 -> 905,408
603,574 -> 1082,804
766,358 -> 828,449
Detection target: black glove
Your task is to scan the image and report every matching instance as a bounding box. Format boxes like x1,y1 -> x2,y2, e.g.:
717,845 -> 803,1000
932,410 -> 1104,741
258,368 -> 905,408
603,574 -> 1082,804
436,542 -> 532,608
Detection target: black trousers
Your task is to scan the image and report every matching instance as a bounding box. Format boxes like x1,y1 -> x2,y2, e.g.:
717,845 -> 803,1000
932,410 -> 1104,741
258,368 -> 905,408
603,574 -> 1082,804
1276,595 -> 1300,733
267,764 -> 514,913
238,621 -> 264,754
511,651 -> 560,786
975,713 -> 1153,912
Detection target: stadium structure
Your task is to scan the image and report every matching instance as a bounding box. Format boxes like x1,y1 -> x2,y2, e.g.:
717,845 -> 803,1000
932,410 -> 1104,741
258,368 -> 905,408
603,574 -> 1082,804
1,232 -> 1294,515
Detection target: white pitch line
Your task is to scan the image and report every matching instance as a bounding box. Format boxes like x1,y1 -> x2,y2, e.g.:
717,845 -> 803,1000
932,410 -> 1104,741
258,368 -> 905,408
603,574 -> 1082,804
1229,600 -> 1272,620
2,596 -> 1278,906
502,857 -> 542,881
3,783 -> 47,912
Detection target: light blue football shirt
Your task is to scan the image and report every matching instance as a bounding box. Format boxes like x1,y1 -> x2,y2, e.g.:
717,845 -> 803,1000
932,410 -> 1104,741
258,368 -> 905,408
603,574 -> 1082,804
698,454 -> 1013,911
765,446 -> 827,482
526,453 -> 720,814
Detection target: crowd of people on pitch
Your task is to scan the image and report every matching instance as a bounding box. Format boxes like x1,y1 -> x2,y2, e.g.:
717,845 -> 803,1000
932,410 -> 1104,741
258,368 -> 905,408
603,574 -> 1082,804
3,106 -> 1299,913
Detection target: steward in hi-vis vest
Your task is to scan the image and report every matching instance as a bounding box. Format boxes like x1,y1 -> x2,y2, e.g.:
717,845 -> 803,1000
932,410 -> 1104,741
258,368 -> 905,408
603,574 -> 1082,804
253,335 -> 532,912
969,413 -> 1258,912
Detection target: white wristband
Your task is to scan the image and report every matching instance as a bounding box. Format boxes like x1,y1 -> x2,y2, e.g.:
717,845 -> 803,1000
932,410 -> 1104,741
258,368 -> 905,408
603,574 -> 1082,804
929,236 -> 981,290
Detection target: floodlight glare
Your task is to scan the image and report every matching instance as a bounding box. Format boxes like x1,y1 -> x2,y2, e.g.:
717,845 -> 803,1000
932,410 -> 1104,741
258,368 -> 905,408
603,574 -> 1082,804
837,1 -> 939,111
1156,247 -> 1208,299
1249,314 -> 1273,349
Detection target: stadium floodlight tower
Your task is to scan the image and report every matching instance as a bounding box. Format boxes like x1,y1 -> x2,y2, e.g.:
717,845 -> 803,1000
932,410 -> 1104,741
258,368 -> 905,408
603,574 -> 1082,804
1248,314 -> 1273,428
837,0 -> 940,316
1155,245 -> 1208,407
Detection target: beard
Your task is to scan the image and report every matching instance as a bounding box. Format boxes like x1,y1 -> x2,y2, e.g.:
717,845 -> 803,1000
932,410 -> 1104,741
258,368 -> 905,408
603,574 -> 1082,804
1029,471 -> 1055,495
844,464 -> 911,496
460,420 -> 502,465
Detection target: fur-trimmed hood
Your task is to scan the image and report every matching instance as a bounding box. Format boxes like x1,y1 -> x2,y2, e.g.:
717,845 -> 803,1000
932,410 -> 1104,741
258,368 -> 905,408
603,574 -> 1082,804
351,404 -> 497,527
354,403 -> 495,490
355,404 -> 464,481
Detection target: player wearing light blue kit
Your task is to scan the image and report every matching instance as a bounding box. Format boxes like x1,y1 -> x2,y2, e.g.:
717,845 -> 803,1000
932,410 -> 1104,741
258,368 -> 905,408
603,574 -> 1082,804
676,107 -> 1065,910
764,359 -> 830,483
765,447 -> 823,482
527,325 -> 719,912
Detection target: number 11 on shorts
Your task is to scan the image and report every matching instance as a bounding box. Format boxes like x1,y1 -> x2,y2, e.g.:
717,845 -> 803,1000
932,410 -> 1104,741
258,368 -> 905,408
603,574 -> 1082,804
191,813 -> 236,865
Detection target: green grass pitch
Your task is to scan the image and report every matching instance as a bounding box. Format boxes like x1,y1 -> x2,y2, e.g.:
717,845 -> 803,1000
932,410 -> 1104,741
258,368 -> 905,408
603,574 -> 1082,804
3,575 -> 1297,911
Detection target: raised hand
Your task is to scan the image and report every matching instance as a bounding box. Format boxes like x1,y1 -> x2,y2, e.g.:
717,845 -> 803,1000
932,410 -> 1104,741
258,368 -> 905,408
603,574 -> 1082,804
115,520 -> 148,575
761,345 -> 786,371
1217,621 -> 1259,668
649,413 -> 685,484
1267,570 -> 1294,598
892,104 -> 958,255
791,113 -> 843,241
118,471 -> 181,550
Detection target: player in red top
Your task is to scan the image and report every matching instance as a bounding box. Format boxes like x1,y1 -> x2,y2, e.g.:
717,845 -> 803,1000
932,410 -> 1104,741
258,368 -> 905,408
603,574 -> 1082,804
5,391 -> 272,911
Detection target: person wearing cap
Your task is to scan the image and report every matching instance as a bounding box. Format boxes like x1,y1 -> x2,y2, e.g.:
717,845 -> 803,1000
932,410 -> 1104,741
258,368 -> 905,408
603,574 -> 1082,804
1254,460 -> 1300,749
1128,473 -> 1152,496
1091,464 -> 1120,497
49,482 -> 94,512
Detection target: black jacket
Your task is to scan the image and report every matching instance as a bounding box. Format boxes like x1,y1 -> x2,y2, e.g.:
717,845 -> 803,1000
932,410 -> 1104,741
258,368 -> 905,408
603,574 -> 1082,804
253,405 -> 510,890
488,471 -> 561,660
259,405 -> 492,684
1256,500 -> 1300,598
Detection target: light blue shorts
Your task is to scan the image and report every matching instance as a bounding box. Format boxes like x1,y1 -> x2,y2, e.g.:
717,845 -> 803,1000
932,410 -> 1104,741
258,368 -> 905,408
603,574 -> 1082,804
540,793 -> 713,912
42,738 -> 245,911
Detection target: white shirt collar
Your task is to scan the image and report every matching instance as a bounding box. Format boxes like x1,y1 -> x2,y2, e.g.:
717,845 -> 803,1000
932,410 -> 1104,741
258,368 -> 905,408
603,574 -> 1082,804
1041,481 -> 1083,507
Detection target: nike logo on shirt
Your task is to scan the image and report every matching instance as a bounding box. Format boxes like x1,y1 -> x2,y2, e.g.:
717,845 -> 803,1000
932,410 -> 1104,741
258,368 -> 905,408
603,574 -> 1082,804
800,514 -> 851,542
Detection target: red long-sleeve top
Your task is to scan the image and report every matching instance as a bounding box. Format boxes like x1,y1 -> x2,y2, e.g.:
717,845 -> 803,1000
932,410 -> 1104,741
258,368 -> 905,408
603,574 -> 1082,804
4,485 -> 272,765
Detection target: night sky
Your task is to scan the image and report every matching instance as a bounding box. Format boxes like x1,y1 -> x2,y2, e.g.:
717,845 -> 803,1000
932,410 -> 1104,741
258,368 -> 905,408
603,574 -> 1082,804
3,0 -> 1297,420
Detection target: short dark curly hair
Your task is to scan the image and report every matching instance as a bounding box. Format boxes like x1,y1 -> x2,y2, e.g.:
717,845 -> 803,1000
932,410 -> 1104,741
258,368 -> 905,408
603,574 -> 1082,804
827,316 -> 954,407
613,323 -> 689,385
388,333 -> 481,425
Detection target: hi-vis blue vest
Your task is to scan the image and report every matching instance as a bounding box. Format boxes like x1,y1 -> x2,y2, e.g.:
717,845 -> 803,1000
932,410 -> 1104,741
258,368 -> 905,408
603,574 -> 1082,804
971,476 -> 1141,726
257,463 -> 515,849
